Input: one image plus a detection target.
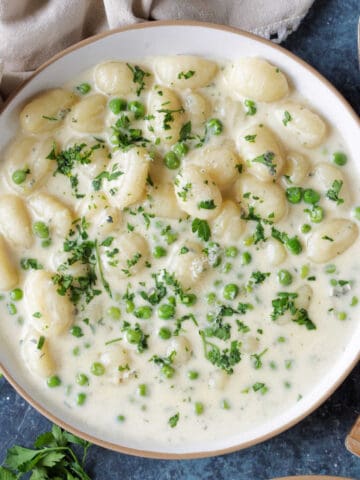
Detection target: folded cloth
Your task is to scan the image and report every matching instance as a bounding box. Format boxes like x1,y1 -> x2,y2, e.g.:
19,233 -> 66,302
0,0 -> 314,98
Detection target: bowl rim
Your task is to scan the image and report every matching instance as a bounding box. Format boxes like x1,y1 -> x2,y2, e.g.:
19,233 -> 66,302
0,19 -> 359,460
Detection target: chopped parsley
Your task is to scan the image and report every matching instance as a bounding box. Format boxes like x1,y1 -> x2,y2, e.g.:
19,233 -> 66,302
271,292 -> 316,330
200,332 -> 241,375
168,412 -> 180,428
244,134 -> 257,143
198,199 -> 216,210
244,99 -> 257,115
326,179 -> 344,205
92,164 -> 123,191
126,64 -> 150,96
157,107 -> 185,130
252,151 -> 277,176
192,218 -> 211,242
178,70 -> 195,79
179,121 -> 193,142
282,110 -> 292,126
20,258 -> 43,270
46,143 -> 96,198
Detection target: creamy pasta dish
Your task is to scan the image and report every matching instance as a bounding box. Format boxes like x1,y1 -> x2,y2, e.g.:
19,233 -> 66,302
0,55 -> 359,448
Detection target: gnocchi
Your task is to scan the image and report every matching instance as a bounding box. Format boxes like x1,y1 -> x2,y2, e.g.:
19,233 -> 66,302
0,194 -> 33,248
20,89 -> 77,133
154,56 -> 217,89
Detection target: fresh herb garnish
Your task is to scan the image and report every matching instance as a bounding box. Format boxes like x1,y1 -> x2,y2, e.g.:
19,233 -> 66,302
192,218 -> 211,242
0,424 -> 91,480
282,110 -> 292,126
168,412 -> 180,428
20,258 -> 43,270
271,292 -> 316,330
200,331 -> 241,375
198,199 -> 216,210
326,179 -> 344,205
252,151 -> 276,176
126,64 -> 150,96
178,70 -> 195,79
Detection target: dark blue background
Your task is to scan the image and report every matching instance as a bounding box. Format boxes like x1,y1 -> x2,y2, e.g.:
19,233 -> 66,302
1,0 -> 359,478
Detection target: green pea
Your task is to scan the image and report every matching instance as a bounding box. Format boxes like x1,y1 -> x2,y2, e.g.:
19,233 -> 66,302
206,118 -> 223,136
286,236 -> 302,255
161,364 -> 175,379
7,303 -> 17,315
12,169 -> 29,185
134,306 -> 153,319
76,373 -> 89,386
76,393 -> 87,406
277,269 -> 293,286
206,292 -> 217,305
301,224 -> 311,234
194,401 -> 204,415
337,311 -> 347,321
286,187 -> 303,204
353,206 -> 360,221
126,328 -> 142,344
222,262 -> 232,274
41,239 -> 52,248
303,189 -> 320,205
225,246 -> 238,258
91,362 -> 105,376
107,306 -> 121,320
158,327 -> 172,339
164,151 -> 180,170
241,251 -> 252,265
188,370 -> 199,380
223,283 -> 239,300
350,296 -> 358,307
153,246 -> 167,258
180,294 -> 197,306
172,142 -> 189,158
158,303 -> 175,320
126,300 -> 135,313
76,83 -> 91,95
109,97 -> 127,114
128,100 -> 145,119
332,151 -> 347,166
221,399 -> 231,410
10,288 -> 23,301
137,384 -> 147,397
324,264 -> 336,274
33,221 -> 49,239
164,231 -> 178,245
117,415 -> 125,422
168,296 -> 176,306
73,346 -> 80,357
309,205 -> 324,223
47,375 -> 61,388
70,325 -> 84,338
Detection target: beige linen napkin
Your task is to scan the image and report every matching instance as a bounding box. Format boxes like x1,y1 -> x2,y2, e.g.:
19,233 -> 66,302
0,0 -> 314,98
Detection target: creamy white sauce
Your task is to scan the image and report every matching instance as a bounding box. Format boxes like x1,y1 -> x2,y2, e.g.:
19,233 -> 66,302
0,56 -> 359,450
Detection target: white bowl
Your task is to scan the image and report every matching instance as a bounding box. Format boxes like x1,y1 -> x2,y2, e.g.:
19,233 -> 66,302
0,21 -> 359,459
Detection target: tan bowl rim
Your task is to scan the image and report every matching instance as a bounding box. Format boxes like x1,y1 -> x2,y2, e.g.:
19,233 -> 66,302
1,20 -> 359,460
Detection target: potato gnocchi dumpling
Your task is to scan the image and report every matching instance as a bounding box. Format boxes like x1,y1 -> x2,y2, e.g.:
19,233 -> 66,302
94,61 -> 135,95
103,147 -> 150,209
183,92 -> 211,126
283,151 -> 310,185
100,346 -> 132,384
174,164 -> 222,220
0,235 -> 18,290
4,137 -> 55,195
100,232 -> 149,279
307,219 -> 358,263
21,329 -> 56,378
154,56 -> 217,89
191,143 -> 241,190
147,86 -> 184,145
235,173 -> 287,223
212,200 -> 245,244
68,94 -> 107,133
275,102 -> 326,148
20,88 -> 77,134
238,125 -> 284,182
24,270 -> 74,335
224,58 -> 289,102
28,193 -> 73,238
0,194 -> 33,248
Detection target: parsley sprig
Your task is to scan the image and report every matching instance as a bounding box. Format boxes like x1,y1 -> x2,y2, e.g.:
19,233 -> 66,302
0,424 -> 92,480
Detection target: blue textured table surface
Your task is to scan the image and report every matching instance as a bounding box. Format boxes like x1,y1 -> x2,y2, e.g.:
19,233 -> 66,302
1,0 -> 359,478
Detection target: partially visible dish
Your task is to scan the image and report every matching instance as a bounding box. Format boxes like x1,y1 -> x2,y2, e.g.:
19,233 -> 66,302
0,22 -> 359,458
